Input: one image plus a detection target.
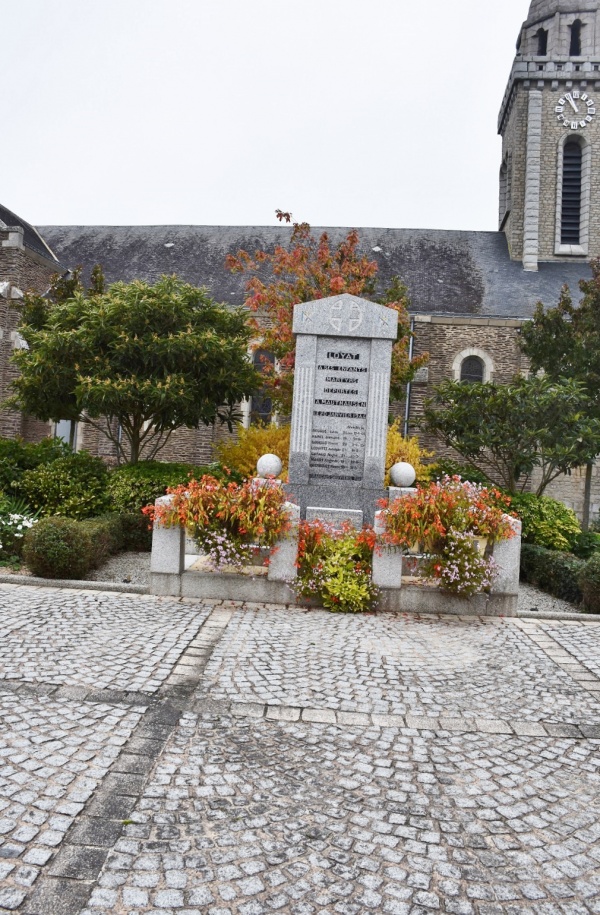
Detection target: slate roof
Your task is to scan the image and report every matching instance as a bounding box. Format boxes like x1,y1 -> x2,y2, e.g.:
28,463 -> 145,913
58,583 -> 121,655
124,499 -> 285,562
36,224 -> 591,320
0,204 -> 60,264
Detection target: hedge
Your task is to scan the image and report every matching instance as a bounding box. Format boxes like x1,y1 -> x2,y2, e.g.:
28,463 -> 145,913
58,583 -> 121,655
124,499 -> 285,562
520,543 -> 583,604
22,512 -> 150,579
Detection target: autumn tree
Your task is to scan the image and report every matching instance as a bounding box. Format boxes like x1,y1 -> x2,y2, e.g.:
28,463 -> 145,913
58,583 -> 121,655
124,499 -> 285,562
226,213 -> 427,414
8,270 -> 260,464
520,259 -> 600,528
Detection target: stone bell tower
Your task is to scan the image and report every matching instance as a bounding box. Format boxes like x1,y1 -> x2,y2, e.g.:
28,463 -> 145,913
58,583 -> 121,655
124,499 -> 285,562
499,0 -> 600,270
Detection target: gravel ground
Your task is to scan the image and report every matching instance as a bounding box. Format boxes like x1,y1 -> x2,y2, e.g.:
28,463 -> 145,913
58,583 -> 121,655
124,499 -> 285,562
516,580 -> 582,615
89,550 -> 151,586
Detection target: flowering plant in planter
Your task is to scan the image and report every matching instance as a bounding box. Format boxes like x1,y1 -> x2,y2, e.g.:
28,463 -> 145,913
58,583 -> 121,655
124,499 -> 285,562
381,476 -> 514,550
424,531 -> 500,597
296,520 -> 377,613
380,476 -> 515,596
144,473 -> 290,570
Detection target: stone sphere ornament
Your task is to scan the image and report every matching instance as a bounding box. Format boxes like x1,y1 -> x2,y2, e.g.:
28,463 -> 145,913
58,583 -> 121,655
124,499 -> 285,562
256,454 -> 283,478
390,462 -> 416,488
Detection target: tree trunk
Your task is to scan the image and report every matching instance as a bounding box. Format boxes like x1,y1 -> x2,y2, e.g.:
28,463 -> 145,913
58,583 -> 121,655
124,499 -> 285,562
128,429 -> 141,465
582,461 -> 593,532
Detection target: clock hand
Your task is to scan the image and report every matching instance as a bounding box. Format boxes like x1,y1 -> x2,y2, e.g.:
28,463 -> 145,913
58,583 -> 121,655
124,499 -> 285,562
566,94 -> 579,113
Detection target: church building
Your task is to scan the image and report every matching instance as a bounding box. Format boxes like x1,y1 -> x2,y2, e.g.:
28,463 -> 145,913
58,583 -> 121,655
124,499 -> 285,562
0,0 -> 599,520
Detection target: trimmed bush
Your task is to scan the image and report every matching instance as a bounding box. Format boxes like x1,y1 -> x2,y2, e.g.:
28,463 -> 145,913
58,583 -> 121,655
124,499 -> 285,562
572,530 -> 600,560
120,512 -> 152,552
81,515 -> 125,567
23,513 -> 128,579
509,492 -> 581,552
520,543 -> 583,604
23,517 -> 94,579
578,553 -> 600,613
0,437 -> 70,497
19,451 -> 109,519
215,423 -> 291,480
107,460 -> 240,513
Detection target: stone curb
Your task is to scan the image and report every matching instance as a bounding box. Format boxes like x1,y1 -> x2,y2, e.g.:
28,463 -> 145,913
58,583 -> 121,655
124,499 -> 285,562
2,575 -> 599,621
0,574 -> 148,594
200,699 -> 600,740
517,609 -> 600,621
202,700 -> 600,740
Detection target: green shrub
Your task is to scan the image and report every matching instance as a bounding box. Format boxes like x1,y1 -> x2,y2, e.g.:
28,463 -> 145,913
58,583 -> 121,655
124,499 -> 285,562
572,531 -> 600,560
81,514 -> 125,567
429,458 -> 490,485
578,553 -> 600,613
107,460 -> 241,513
520,543 -> 583,604
19,451 -> 109,519
296,522 -> 377,613
509,492 -> 581,552
23,513 -> 129,579
119,512 -> 152,552
0,437 -> 70,497
23,517 -> 94,579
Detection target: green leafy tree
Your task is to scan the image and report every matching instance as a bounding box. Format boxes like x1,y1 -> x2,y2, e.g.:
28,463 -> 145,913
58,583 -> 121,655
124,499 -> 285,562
8,270 -> 260,464
421,375 -> 600,494
521,259 -> 600,528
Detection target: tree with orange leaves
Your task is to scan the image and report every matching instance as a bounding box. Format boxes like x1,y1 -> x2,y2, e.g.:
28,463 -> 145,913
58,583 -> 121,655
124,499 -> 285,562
226,213 -> 427,415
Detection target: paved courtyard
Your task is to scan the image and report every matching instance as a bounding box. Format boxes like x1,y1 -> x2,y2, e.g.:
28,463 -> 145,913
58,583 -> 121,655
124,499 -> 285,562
0,583 -> 599,915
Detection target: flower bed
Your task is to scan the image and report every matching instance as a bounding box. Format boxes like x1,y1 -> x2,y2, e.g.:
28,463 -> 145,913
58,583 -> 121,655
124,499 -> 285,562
379,476 -> 516,597
144,473 -> 290,571
296,521 -> 377,613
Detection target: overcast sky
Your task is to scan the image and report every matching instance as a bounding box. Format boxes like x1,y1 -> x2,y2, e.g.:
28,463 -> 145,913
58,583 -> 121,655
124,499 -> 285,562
4,0 -> 531,231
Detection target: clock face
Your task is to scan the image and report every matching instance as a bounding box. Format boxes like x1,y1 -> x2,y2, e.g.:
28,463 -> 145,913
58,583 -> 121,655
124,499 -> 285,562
555,90 -> 596,129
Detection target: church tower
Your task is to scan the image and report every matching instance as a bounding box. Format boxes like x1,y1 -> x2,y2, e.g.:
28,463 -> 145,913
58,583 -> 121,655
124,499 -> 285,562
499,0 -> 600,270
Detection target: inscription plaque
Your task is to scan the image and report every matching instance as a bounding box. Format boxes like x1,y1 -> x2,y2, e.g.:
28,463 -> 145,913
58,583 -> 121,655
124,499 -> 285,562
287,294 -> 398,523
309,337 -> 370,482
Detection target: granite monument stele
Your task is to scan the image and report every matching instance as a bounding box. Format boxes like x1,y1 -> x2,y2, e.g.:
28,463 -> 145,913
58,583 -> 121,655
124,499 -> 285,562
287,293 -> 398,525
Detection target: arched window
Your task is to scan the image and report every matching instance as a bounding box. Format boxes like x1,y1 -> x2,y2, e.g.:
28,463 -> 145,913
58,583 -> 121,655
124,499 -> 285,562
570,19 -> 582,56
536,28 -> 548,56
460,356 -> 485,383
561,141 -> 583,244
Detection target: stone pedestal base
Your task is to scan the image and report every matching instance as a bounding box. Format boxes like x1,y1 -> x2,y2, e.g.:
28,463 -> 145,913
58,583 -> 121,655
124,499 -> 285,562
285,482 -> 384,525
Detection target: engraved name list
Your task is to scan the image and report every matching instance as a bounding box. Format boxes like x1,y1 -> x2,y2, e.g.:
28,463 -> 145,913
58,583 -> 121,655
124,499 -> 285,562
308,337 -> 371,482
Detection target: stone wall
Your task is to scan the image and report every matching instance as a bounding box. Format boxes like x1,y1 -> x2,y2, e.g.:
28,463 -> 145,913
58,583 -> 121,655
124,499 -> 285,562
500,88 -> 529,259
532,462 -> 600,523
0,228 -> 57,442
405,315 -> 525,445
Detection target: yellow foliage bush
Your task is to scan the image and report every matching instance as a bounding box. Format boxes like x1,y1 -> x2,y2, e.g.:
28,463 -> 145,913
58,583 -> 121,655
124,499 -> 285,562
215,423 -> 291,481
217,418 -> 433,486
385,419 -> 433,485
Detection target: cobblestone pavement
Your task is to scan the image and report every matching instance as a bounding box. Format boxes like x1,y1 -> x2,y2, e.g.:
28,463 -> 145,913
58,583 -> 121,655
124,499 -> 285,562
0,584 -> 599,914
81,714 -> 600,915
0,586 -> 211,693
0,694 -> 143,912
534,621 -> 600,680
202,608 -> 600,725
